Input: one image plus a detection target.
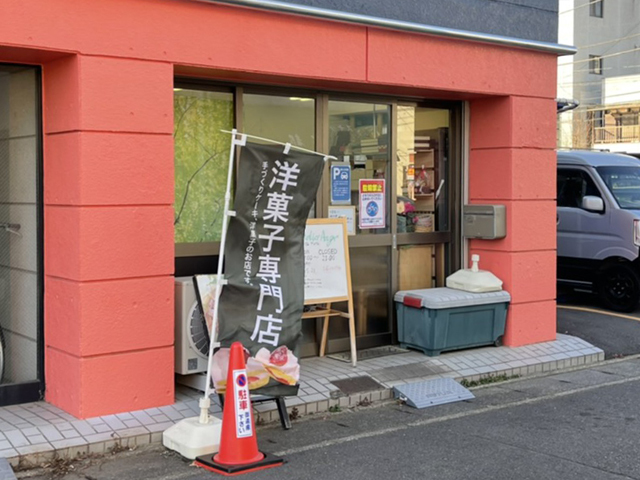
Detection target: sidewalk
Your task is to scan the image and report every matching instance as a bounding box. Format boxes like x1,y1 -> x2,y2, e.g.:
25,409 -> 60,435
0,334 -> 603,467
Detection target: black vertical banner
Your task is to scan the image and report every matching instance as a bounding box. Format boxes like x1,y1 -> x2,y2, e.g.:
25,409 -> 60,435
212,142 -> 325,397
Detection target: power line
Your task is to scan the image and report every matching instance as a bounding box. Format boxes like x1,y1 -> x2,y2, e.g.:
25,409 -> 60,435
572,89 -> 640,104
576,31 -> 640,51
558,46 -> 640,67
558,71 -> 640,87
557,60 -> 640,82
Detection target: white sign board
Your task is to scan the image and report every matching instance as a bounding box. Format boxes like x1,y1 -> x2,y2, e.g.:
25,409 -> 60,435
328,206 -> 356,235
303,219 -> 350,303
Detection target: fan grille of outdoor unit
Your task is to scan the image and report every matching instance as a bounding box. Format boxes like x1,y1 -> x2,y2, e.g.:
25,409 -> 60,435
188,302 -> 210,358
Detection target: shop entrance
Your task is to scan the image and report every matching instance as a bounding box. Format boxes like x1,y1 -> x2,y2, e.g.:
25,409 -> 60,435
319,100 -> 461,355
173,82 -> 461,359
0,64 -> 44,406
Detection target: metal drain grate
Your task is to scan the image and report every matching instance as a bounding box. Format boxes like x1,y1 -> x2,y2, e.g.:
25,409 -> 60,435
393,378 -> 474,409
327,346 -> 410,363
330,376 -> 386,396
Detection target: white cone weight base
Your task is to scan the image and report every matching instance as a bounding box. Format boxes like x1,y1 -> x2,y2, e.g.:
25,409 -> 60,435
162,416 -> 223,460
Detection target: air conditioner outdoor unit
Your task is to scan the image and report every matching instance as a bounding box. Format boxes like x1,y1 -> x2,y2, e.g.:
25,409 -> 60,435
174,276 -> 211,375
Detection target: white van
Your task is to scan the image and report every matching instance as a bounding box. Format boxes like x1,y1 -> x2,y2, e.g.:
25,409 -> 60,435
557,150 -> 640,312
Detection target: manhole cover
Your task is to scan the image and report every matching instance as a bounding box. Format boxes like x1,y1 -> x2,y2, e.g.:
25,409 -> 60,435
327,346 -> 410,363
330,376 -> 386,395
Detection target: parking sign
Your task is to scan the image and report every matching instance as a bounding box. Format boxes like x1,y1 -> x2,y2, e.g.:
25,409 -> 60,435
331,164 -> 351,205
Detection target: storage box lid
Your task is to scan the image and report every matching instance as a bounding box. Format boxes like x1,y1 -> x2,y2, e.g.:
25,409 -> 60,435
394,287 -> 511,309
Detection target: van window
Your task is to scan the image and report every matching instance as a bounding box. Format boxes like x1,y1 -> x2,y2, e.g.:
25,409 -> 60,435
597,166 -> 640,209
557,169 -> 602,208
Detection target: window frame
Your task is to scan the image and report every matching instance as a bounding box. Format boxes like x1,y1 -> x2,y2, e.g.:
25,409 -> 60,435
173,83 -> 236,258
590,0 -> 603,18
173,78 -> 462,263
557,167 -> 605,212
589,55 -> 603,75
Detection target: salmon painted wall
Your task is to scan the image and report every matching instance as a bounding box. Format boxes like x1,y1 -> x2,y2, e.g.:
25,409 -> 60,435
0,0 -> 559,416
468,96 -> 558,346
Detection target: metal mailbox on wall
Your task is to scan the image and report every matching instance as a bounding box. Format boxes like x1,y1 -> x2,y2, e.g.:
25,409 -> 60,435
463,205 -> 506,239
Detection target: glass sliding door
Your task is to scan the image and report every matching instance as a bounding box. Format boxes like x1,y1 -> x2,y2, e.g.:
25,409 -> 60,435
0,65 -> 43,405
324,100 -> 394,352
396,105 -> 458,291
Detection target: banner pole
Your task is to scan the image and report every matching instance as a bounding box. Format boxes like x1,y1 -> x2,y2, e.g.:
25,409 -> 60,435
220,129 -> 335,161
199,129 -> 246,422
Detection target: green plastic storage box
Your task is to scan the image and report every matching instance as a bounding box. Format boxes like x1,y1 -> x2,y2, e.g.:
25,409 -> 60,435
394,287 -> 510,356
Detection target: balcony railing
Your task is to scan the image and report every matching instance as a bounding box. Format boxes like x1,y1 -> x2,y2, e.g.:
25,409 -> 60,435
594,125 -> 640,144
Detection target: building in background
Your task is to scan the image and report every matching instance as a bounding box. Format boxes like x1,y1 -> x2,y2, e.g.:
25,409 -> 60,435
558,0 -> 640,155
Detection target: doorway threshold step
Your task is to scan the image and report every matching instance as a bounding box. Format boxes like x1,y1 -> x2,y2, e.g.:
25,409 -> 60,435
392,377 -> 474,409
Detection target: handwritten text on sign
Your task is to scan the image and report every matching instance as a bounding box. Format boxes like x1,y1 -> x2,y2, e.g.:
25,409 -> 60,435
303,222 -> 349,302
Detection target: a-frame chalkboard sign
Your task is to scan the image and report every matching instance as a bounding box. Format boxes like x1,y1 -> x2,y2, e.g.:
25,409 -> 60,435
303,218 -> 357,366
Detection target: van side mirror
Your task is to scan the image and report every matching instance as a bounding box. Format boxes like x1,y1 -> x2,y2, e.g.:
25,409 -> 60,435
582,195 -> 604,212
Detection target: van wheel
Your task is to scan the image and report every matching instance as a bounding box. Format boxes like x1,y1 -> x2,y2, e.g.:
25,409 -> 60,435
597,264 -> 640,313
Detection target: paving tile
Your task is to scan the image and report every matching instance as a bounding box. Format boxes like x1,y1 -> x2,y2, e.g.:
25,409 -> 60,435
83,432 -> 118,444
70,421 -> 96,436
123,419 -> 143,429
15,443 -> 52,456
60,429 -> 81,440
131,411 -> 156,426
4,431 -> 29,449
25,419 -> 49,427
50,437 -> 88,450
18,427 -> 37,437
86,418 -> 106,426
174,403 -> 192,412
145,421 -> 175,434
150,414 -> 171,423
102,416 -> 127,431
24,435 -> 47,445
93,424 -> 112,434
112,427 -> 150,439
158,407 -> 184,421
38,426 -> 64,442
475,366 -> 496,374
53,422 -> 71,431
0,449 -> 17,460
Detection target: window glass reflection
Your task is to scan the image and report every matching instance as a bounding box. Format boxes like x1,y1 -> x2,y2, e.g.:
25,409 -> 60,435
396,106 -> 450,233
174,89 -> 233,244
328,101 -> 390,234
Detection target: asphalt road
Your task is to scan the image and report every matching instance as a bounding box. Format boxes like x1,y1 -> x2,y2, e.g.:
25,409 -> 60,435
18,357 -> 640,480
557,288 -> 640,359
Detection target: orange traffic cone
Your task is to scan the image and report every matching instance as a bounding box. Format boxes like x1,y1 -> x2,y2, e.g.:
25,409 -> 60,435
195,342 -> 284,476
